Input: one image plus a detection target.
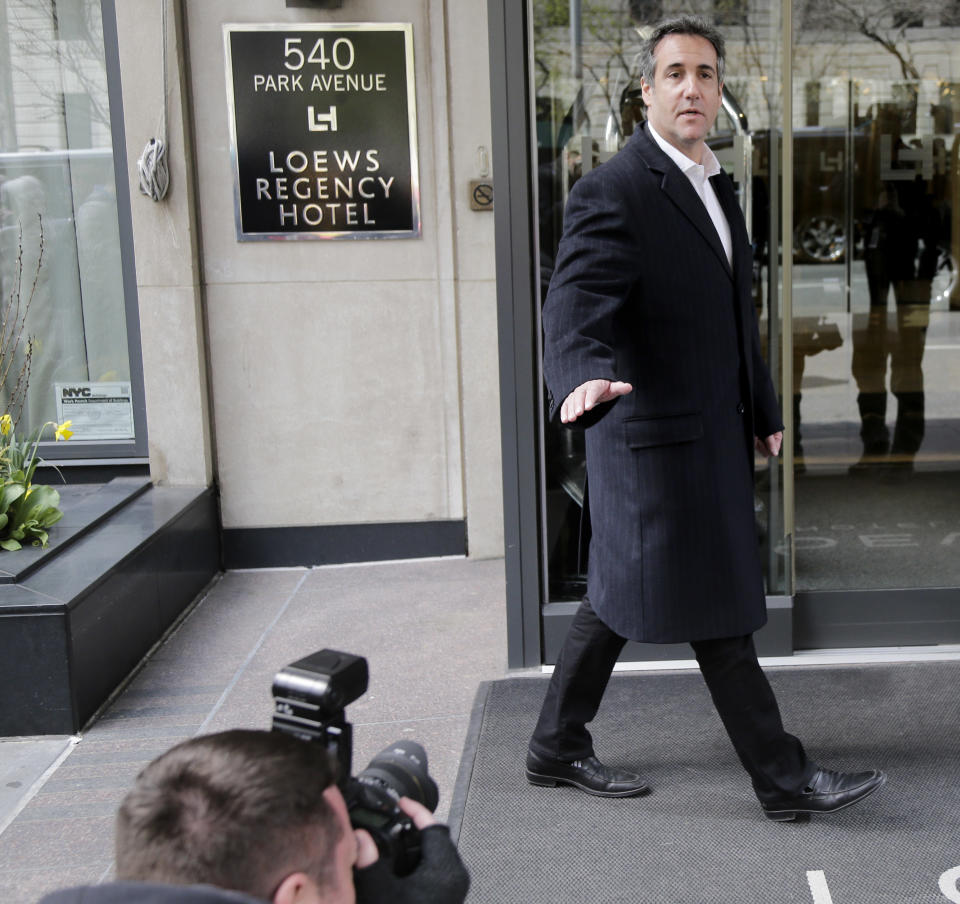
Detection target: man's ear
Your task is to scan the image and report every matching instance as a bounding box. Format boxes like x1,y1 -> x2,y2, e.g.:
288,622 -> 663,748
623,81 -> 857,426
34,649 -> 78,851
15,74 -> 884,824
640,77 -> 652,106
273,872 -> 321,904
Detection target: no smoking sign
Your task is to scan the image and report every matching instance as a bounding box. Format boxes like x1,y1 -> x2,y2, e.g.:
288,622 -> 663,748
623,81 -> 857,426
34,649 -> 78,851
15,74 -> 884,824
469,179 -> 494,211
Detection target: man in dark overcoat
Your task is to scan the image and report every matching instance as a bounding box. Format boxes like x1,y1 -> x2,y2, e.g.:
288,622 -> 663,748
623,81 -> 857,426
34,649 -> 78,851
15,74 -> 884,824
526,16 -> 886,821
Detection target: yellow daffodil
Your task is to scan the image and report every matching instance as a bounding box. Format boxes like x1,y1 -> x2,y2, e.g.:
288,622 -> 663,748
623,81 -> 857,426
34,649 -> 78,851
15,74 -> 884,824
54,420 -> 73,442
0,414 -> 10,436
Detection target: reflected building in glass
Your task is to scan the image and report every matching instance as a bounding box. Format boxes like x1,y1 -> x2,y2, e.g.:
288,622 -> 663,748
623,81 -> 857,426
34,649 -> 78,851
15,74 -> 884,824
526,0 -> 960,657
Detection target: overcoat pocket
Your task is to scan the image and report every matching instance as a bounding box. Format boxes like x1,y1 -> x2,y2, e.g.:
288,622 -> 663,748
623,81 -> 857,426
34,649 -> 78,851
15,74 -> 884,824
623,413 -> 703,448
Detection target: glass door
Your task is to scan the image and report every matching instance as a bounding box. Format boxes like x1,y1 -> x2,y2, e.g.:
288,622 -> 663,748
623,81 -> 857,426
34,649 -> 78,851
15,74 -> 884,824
530,1 -> 790,660
791,7 -> 960,646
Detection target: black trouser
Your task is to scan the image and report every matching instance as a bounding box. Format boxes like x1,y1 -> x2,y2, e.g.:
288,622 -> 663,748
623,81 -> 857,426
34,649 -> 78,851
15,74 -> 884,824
529,598 -> 814,803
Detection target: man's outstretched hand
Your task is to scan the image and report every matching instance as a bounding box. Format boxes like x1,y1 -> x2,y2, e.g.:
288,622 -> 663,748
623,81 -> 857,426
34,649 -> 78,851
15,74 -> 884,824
560,379 -> 633,424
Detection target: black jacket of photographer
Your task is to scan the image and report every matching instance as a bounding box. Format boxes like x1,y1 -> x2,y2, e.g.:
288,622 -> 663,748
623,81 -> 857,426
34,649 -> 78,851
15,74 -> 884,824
38,882 -> 265,904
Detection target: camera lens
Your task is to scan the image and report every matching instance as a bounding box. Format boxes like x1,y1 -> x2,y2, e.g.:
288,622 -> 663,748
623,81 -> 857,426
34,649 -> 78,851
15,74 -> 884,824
356,740 -> 439,812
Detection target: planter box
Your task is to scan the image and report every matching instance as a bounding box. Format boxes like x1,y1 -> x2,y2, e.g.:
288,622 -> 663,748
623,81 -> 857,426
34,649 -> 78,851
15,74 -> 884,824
0,480 -> 220,735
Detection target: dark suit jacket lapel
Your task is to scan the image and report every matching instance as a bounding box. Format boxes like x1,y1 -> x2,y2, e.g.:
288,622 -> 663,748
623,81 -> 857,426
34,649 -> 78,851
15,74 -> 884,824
710,166 -> 756,394
710,168 -> 750,286
629,124 -> 733,279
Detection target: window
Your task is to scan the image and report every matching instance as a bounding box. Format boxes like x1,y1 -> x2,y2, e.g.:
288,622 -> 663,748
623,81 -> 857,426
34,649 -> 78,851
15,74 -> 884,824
805,81 -> 821,127
628,0 -> 663,23
801,0 -> 833,31
534,0 -> 569,28
53,0 -> 89,41
932,82 -> 960,131
892,9 -> 923,28
0,0 -> 143,456
714,0 -> 747,27
942,1 -> 960,27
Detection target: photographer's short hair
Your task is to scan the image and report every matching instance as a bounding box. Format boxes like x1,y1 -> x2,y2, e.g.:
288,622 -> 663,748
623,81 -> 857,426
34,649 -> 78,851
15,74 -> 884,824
639,16 -> 726,87
116,730 -> 341,900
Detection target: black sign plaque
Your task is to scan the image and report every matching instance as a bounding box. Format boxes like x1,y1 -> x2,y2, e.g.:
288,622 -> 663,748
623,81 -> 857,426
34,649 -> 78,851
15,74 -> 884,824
224,23 -> 420,240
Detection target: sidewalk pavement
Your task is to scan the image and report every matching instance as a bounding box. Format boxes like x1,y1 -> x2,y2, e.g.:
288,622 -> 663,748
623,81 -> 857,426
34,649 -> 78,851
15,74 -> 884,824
0,557 -> 511,903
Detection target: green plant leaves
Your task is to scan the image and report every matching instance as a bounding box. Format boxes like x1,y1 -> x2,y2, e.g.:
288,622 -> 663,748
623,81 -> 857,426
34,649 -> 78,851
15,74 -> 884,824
0,482 -> 63,550
0,419 -> 66,551
0,482 -> 25,513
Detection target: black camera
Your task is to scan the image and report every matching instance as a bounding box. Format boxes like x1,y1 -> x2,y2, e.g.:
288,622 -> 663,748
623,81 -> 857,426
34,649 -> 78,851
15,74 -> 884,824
271,649 -> 439,876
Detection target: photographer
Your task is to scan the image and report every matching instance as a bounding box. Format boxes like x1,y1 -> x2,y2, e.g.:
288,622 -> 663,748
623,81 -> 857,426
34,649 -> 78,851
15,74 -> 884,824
37,730 -> 469,904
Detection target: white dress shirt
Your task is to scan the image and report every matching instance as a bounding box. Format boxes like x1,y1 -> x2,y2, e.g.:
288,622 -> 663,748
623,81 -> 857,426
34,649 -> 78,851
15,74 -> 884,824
646,122 -> 733,268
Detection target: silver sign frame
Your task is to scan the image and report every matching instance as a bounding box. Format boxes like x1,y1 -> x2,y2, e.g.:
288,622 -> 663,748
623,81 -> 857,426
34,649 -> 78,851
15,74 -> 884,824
223,23 -> 421,241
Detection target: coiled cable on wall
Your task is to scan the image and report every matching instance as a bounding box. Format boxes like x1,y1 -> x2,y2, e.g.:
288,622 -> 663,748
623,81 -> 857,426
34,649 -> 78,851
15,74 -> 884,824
137,0 -> 170,202
138,137 -> 168,201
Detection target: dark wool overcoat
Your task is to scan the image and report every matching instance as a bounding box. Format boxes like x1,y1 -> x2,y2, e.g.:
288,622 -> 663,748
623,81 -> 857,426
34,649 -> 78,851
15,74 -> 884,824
542,122 -> 784,643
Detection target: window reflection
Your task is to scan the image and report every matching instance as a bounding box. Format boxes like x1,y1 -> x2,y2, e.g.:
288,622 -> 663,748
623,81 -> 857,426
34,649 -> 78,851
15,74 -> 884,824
790,7 -> 960,592
532,3 -> 784,601
0,0 -> 130,434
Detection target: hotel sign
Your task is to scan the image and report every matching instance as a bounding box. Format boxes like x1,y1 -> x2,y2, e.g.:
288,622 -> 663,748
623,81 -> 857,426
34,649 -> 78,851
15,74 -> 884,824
224,23 -> 420,240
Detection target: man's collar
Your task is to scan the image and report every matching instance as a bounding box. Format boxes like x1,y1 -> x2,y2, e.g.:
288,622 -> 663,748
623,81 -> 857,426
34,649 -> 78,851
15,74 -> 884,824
646,122 -> 721,178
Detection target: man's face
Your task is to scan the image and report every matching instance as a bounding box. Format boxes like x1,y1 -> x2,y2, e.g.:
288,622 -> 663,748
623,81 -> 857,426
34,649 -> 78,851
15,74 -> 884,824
640,33 -> 722,162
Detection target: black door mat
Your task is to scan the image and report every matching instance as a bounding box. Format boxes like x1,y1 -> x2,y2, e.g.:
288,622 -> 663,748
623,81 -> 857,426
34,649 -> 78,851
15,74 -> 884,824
449,662 -> 960,903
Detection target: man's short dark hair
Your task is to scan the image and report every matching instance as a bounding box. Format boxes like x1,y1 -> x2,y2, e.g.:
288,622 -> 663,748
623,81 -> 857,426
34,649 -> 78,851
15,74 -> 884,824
115,730 -> 341,900
639,16 -> 726,87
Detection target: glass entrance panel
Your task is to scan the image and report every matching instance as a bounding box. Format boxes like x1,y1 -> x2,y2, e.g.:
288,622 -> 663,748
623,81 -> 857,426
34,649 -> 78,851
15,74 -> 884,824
0,0 -> 133,441
530,2 -> 787,610
791,13 -> 960,597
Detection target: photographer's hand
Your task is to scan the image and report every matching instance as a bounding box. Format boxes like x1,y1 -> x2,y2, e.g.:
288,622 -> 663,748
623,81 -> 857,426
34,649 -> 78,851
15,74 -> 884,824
395,797 -> 436,831
353,798 -> 470,904
354,828 -> 380,869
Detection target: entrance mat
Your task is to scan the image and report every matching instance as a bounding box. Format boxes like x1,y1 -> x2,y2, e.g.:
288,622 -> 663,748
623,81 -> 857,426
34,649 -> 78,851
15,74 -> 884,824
449,663 -> 960,904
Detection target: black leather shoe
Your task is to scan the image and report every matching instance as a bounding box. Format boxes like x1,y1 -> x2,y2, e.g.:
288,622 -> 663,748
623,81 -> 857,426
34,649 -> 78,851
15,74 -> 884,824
525,750 -> 649,798
762,767 -> 886,821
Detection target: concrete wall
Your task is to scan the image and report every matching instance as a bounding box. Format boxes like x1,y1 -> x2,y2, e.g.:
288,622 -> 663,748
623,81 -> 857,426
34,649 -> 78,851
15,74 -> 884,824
115,1 -> 213,486
114,0 -> 503,558
443,1 -> 503,557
